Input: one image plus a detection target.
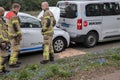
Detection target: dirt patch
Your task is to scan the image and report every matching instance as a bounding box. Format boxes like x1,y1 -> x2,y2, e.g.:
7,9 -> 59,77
96,70 -> 120,80
72,66 -> 120,80
55,48 -> 86,59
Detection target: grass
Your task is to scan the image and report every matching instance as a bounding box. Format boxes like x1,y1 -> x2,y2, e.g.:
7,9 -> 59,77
0,48 -> 120,80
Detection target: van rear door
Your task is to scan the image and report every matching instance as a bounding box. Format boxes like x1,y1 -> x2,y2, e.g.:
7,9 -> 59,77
57,2 -> 79,38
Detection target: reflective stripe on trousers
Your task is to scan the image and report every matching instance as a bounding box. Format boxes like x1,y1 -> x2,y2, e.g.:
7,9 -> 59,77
43,35 -> 54,60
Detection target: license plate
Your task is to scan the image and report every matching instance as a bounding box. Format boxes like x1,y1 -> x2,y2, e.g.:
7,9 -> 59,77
61,23 -> 69,28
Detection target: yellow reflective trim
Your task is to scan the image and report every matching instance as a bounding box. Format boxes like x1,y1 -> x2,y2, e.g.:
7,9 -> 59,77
44,30 -> 53,34
10,57 -> 17,64
17,31 -> 21,35
42,27 -> 47,31
0,35 -> 2,38
7,23 -> 12,27
12,20 -> 18,24
2,37 -> 8,41
8,32 -> 14,36
5,30 -> 8,34
1,35 -> 8,41
50,50 -> 54,53
0,57 -> 3,70
44,16 -> 50,19
43,45 -> 49,60
0,24 -> 2,27
0,65 -> 3,70
2,30 -> 7,33
10,57 -> 15,61
8,32 -> 21,37
0,57 -> 2,62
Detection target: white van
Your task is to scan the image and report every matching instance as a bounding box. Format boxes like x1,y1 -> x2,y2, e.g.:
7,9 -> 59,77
57,0 -> 120,47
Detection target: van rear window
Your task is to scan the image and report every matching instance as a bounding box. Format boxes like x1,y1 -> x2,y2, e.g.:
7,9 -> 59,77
57,3 -> 77,18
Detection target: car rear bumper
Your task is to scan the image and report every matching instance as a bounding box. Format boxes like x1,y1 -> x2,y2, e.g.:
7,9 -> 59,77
70,35 -> 86,42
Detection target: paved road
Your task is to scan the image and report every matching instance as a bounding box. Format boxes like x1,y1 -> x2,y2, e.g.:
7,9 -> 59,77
8,40 -> 120,70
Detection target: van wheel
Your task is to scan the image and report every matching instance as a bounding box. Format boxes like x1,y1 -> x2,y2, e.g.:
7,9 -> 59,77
83,32 -> 98,48
53,37 -> 66,53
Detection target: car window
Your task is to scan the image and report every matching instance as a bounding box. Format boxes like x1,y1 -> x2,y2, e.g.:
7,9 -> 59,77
19,16 -> 41,28
86,4 -> 102,17
102,2 -> 120,16
86,2 -> 120,17
57,3 -> 78,18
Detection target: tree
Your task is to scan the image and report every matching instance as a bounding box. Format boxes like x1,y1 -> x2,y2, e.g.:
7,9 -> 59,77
0,0 -> 60,11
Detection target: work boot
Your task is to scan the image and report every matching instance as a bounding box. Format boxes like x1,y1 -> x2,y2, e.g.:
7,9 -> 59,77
9,64 -> 20,68
2,68 -> 10,74
49,53 -> 54,62
40,60 -> 49,64
0,70 -> 4,75
0,67 -> 10,75
16,61 -> 21,64
0,70 -> 10,75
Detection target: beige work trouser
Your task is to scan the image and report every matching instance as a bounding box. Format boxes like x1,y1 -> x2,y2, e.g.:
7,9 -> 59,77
43,34 -> 54,60
9,38 -> 21,65
0,50 -> 8,71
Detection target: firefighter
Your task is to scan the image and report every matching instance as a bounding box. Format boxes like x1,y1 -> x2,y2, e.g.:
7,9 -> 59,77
0,7 -> 10,74
6,3 -> 22,68
40,2 -> 56,64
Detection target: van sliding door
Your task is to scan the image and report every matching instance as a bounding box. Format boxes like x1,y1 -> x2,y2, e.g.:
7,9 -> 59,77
102,2 -> 120,39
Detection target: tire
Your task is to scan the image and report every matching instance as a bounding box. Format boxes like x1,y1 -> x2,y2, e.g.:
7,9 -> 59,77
53,37 -> 67,53
83,32 -> 98,48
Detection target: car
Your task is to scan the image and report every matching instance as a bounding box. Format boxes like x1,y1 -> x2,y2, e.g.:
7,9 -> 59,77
57,0 -> 120,47
4,12 -> 70,53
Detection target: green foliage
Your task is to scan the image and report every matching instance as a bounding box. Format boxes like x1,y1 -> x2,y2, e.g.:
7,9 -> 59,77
0,0 -> 11,10
49,65 -> 71,77
0,0 -> 60,11
111,54 -> 120,60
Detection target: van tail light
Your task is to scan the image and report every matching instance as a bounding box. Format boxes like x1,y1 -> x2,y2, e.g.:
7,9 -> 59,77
77,19 -> 82,30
